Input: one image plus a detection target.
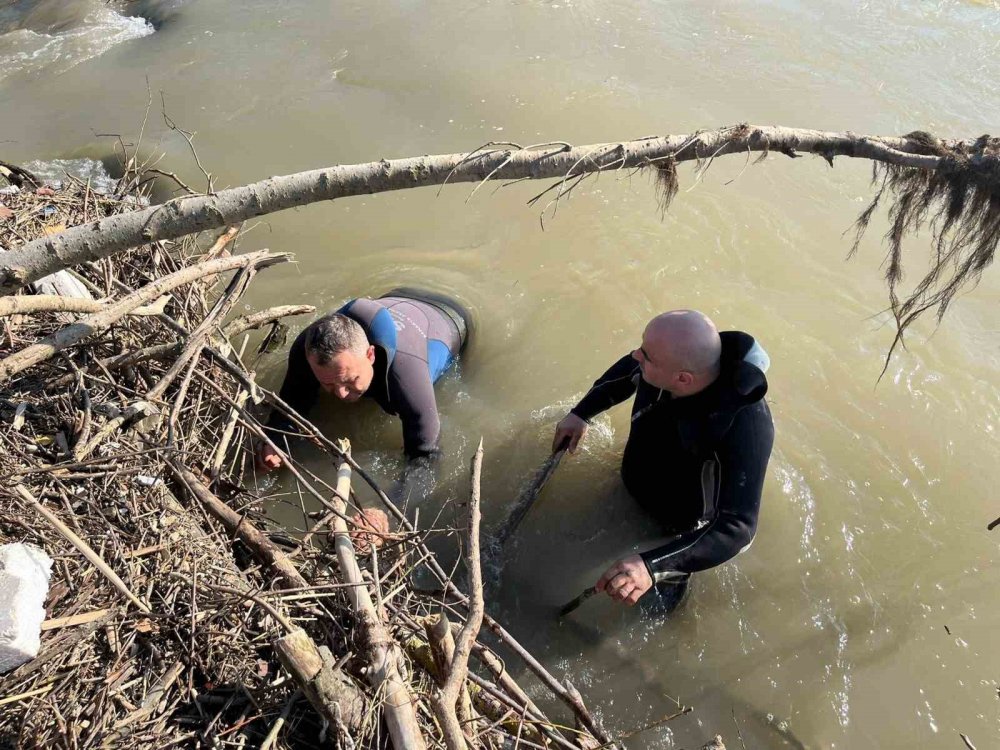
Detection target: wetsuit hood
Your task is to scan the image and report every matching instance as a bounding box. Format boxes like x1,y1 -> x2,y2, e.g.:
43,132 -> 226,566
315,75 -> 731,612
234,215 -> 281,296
671,330 -> 770,452
720,330 -> 769,404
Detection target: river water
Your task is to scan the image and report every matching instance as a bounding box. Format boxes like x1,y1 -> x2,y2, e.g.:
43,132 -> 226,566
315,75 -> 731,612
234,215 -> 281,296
2,1 -> 999,747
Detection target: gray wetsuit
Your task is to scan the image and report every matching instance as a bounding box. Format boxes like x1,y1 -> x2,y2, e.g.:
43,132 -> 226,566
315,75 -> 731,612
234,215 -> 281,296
266,291 -> 469,459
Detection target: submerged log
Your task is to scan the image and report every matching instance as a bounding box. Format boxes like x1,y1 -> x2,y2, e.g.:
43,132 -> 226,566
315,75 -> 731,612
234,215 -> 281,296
494,443 -> 566,546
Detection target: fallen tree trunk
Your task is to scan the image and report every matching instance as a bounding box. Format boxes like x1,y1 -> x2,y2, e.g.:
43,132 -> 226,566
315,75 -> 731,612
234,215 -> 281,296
2,126 -> 994,296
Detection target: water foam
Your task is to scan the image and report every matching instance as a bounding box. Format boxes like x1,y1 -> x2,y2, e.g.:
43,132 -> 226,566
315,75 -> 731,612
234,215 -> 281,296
23,158 -> 117,194
0,3 -> 153,85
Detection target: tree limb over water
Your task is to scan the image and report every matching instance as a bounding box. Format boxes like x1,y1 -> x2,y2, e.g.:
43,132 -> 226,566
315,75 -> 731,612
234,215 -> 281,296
3,125 -> 997,354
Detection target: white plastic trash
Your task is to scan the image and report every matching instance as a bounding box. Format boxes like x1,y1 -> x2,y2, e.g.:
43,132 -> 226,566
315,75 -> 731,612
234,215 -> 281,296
0,543 -> 53,674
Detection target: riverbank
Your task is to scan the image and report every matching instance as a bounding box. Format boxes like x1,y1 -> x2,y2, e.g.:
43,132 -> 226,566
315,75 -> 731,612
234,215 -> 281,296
0,153 -> 727,748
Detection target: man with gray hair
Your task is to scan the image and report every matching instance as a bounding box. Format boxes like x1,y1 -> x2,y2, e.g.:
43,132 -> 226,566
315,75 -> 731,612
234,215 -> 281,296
552,310 -> 773,614
259,289 -> 470,471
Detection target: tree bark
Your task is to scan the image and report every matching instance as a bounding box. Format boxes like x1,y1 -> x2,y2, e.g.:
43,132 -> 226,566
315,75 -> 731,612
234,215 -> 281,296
273,628 -> 366,733
432,439 -> 485,750
423,613 -> 476,734
330,449 -> 427,750
221,304 -> 316,338
403,633 -> 555,748
0,294 -> 168,318
0,126 -> 986,293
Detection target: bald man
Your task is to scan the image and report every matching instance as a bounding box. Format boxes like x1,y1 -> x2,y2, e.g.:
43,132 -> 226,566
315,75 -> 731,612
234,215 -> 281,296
552,310 -> 774,614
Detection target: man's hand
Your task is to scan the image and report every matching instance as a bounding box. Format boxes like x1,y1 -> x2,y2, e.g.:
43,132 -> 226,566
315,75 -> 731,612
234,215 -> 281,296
596,555 -> 653,606
553,412 -> 588,453
255,442 -> 284,473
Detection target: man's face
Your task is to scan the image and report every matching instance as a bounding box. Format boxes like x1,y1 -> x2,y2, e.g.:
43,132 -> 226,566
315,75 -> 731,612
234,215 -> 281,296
631,326 -> 677,390
307,347 -> 376,402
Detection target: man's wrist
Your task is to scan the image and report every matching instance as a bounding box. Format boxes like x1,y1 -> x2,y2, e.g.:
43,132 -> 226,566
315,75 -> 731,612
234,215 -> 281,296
639,551 -> 665,583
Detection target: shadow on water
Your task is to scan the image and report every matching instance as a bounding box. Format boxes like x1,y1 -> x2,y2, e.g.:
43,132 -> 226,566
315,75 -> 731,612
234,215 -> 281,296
510,559 -> 922,750
475,461 -> 926,749
554,615 -> 811,749
117,0 -> 192,31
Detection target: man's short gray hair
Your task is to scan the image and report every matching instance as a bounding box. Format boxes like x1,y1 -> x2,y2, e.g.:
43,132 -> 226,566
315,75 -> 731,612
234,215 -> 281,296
305,313 -> 369,365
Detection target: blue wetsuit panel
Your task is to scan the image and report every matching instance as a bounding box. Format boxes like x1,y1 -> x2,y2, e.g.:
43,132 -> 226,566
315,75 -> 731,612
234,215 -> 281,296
427,339 -> 454,383
355,304 -> 398,361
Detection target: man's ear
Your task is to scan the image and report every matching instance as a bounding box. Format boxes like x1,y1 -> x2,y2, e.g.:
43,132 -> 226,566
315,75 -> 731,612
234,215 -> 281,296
676,370 -> 694,387
366,345 -> 376,364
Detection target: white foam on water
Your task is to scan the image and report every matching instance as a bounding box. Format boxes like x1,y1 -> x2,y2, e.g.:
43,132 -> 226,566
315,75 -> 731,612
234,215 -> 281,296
22,158 -> 117,194
0,4 -> 153,85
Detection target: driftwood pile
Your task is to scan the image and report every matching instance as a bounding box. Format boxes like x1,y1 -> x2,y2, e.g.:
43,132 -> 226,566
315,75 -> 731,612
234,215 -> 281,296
0,164 -> 723,749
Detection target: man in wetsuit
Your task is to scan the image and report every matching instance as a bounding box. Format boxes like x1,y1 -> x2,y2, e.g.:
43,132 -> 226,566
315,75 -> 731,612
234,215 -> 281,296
551,309 -> 773,612
257,289 -> 470,472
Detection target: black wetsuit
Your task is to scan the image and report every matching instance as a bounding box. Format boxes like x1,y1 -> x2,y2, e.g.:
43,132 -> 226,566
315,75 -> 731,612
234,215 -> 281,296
570,331 -> 774,590
266,291 -> 469,460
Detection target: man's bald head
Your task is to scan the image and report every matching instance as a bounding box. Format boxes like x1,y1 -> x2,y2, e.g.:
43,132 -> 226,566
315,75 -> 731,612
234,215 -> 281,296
633,310 -> 722,394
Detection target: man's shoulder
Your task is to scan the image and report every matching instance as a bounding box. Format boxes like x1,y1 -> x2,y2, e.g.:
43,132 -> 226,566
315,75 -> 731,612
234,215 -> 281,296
340,297 -> 380,321
719,399 -> 774,452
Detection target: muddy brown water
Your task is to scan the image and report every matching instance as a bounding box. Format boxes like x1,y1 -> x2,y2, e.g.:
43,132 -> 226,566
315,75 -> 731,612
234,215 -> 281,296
2,1 -> 1000,747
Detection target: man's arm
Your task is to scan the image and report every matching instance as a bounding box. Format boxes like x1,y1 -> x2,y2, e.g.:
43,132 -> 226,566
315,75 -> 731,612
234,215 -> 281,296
597,401 -> 774,606
640,401 -> 774,578
553,354 -> 640,453
571,354 -> 641,421
390,354 -> 441,461
382,355 -> 441,508
259,329 -> 320,470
